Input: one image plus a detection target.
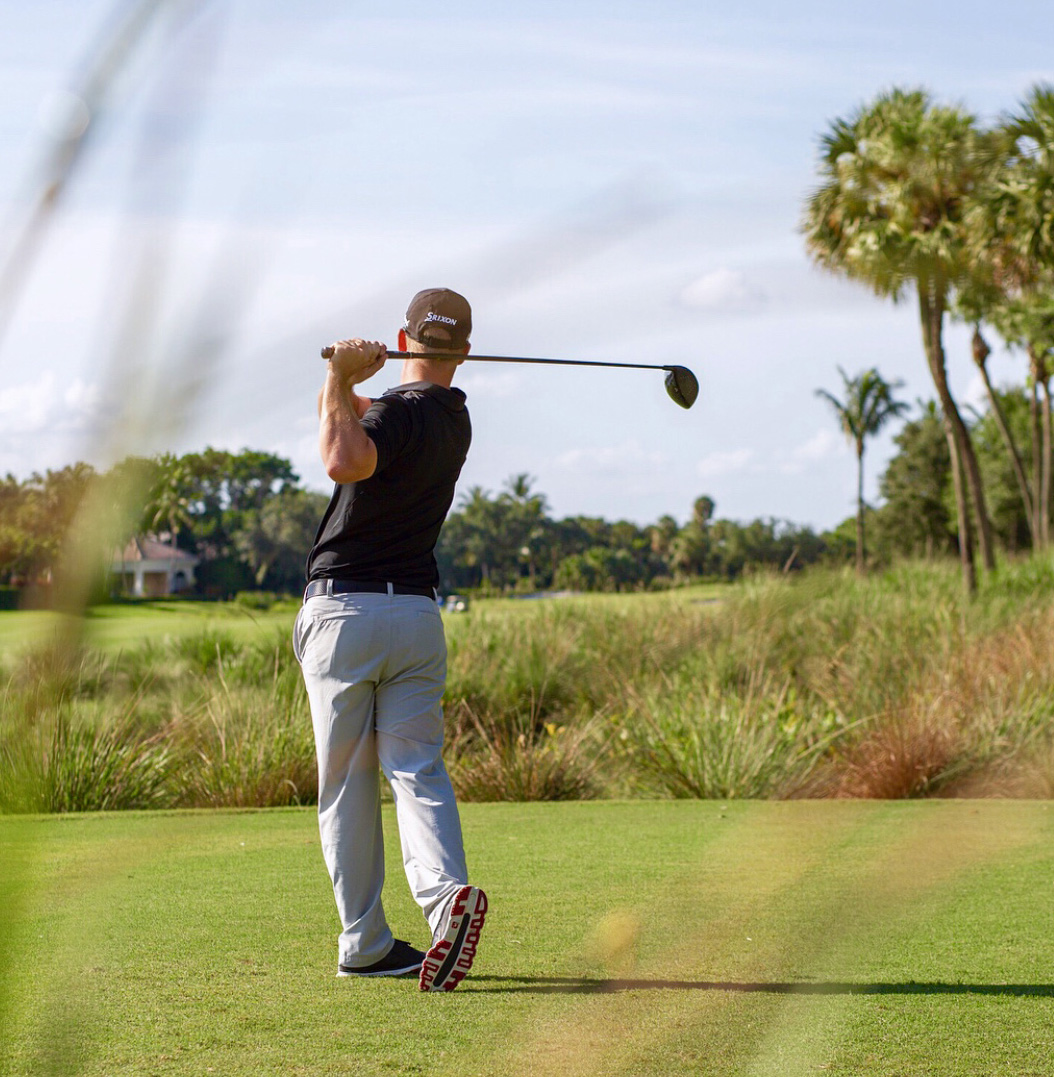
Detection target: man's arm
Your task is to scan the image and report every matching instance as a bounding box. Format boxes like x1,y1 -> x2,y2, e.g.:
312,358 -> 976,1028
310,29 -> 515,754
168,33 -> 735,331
318,338 -> 386,484
318,389 -> 372,420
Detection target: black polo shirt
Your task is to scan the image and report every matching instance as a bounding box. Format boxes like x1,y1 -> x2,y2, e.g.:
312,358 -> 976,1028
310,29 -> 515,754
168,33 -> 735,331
306,381 -> 471,591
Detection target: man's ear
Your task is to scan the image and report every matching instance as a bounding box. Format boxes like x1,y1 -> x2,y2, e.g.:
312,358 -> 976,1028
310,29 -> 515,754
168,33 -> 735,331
457,342 -> 470,366
398,328 -> 408,351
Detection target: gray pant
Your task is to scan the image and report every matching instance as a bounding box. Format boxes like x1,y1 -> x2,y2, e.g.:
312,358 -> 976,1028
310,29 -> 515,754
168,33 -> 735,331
293,589 -> 468,967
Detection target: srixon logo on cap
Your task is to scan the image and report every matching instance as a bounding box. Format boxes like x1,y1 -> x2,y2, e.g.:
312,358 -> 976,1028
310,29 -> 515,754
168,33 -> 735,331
425,312 -> 458,326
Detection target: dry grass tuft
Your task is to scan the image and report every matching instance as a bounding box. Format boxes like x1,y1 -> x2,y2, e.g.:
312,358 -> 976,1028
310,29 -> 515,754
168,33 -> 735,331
831,710 -> 963,798
820,607 -> 1054,798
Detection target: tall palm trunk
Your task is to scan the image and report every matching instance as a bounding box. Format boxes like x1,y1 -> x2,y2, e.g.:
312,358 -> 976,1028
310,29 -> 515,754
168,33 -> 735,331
917,282 -> 994,568
1027,345 -> 1053,549
945,410 -> 976,592
1042,369 -> 1052,549
1029,346 -> 1044,547
918,283 -> 977,592
973,329 -> 1037,547
1036,348 -> 1052,548
855,439 -> 866,575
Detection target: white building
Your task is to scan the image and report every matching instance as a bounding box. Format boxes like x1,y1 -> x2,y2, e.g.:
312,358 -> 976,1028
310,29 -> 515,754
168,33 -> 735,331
111,536 -> 199,598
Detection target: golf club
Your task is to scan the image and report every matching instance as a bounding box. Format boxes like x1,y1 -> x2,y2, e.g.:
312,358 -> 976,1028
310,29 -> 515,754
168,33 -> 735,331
320,347 -> 699,409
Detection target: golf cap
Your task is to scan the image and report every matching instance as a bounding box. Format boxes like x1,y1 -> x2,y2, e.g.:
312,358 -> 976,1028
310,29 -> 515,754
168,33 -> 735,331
404,288 -> 472,350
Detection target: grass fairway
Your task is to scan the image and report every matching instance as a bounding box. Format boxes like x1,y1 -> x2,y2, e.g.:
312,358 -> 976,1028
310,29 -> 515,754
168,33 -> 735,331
0,600 -> 300,656
2,802 -> 1053,1076
0,585 -> 727,657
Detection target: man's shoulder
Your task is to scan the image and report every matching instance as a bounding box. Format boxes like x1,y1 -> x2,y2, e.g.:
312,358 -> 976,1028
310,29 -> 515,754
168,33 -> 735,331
383,382 -> 467,411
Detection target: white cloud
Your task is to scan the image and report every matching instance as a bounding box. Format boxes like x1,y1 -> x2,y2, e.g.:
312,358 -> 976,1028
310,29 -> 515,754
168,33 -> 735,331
0,372 -> 100,437
268,424 -> 329,493
962,372 -> 990,415
797,428 -> 843,461
679,268 -> 766,312
553,440 -> 670,475
455,368 -> 523,400
0,372 -> 105,477
778,427 -> 847,474
696,448 -> 754,479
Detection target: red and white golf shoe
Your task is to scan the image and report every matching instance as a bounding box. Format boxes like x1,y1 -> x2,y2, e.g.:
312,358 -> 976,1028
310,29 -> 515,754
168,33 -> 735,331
419,885 -> 488,992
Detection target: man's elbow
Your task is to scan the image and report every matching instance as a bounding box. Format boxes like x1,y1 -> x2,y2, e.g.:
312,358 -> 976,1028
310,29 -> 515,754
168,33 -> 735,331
319,432 -> 377,484
325,458 -> 375,484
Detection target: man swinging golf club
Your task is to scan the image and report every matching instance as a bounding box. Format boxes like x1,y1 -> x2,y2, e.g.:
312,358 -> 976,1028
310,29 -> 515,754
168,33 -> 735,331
294,287 -> 487,991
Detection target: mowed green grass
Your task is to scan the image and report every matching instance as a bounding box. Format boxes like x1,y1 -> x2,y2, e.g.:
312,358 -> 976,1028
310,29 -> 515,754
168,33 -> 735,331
2,801 -> 1053,1076
0,586 -> 726,658
0,600 -> 301,655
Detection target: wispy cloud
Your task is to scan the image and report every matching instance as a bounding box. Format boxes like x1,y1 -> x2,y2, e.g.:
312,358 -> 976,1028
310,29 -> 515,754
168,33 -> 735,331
0,372 -> 100,437
962,372 -> 990,416
553,440 -> 670,476
777,428 -> 847,474
679,268 -> 766,313
696,448 -> 754,479
0,372 -> 102,475
456,368 -> 524,399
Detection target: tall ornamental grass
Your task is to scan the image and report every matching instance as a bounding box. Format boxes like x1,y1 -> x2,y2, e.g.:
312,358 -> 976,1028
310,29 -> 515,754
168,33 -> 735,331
4,557 -> 1054,809
1,630 -> 316,812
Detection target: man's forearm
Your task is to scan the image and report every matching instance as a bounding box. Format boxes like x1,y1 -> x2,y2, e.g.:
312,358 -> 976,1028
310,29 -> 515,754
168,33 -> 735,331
319,368 -> 377,483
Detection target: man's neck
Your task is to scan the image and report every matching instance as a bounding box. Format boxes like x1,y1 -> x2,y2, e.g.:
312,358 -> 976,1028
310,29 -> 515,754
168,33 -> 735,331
400,358 -> 457,388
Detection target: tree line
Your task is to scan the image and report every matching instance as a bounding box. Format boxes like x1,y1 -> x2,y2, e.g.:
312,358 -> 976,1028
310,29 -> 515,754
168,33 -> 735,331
443,374 -> 1048,587
0,373 -> 1045,603
803,82 -> 1054,592
0,449 -> 831,599
0,450 -> 328,599
436,477 -> 827,593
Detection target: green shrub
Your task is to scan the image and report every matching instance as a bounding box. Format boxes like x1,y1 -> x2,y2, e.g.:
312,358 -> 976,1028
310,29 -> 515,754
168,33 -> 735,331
169,663 -> 316,808
1,710 -> 172,813
172,630 -> 239,675
447,703 -> 609,802
233,590 -> 278,611
619,679 -> 841,799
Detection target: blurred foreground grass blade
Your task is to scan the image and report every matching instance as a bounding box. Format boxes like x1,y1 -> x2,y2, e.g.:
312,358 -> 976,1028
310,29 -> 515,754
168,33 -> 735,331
0,0 -> 181,350
0,3 -> 232,1075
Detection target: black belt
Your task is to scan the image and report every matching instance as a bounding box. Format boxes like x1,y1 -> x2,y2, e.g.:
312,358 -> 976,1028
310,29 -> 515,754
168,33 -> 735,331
304,579 -> 437,601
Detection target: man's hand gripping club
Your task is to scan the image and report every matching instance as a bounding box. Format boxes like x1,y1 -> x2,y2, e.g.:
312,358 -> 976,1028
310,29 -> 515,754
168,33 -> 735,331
318,338 -> 387,484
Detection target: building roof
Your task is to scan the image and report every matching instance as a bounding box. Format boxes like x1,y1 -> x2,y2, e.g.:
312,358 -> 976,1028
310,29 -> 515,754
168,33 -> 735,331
114,536 -> 199,564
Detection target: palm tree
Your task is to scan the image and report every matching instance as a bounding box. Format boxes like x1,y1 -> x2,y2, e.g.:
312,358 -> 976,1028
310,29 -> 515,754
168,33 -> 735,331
499,474 -> 550,586
968,323 -> 1039,546
802,87 -> 995,592
817,367 -> 908,573
977,84 -> 1054,294
147,453 -> 194,552
456,485 -> 499,588
966,83 -> 1054,547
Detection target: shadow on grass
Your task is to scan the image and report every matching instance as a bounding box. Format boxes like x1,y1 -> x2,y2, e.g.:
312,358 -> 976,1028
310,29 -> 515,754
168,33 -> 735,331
467,977 -> 1054,997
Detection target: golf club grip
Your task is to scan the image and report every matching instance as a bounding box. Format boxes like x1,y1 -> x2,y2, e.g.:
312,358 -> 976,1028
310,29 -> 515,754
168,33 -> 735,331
321,346 -> 412,360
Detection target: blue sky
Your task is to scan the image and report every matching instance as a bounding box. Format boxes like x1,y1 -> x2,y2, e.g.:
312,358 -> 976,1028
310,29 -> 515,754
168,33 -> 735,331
0,0 -> 1051,528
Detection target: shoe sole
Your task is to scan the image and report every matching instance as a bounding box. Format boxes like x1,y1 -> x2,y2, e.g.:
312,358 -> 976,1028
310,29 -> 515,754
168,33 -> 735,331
419,885 -> 487,992
337,962 -> 422,978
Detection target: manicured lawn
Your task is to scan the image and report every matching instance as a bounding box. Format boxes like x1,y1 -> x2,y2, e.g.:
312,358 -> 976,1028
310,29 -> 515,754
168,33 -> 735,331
0,584 -> 728,657
0,600 -> 300,656
2,801 -> 1053,1075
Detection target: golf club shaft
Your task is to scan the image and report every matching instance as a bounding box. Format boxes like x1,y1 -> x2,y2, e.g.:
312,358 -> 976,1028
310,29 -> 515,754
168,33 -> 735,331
321,346 -> 679,374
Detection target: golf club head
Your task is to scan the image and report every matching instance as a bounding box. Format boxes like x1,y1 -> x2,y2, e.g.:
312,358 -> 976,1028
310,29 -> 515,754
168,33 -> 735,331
664,366 -> 698,409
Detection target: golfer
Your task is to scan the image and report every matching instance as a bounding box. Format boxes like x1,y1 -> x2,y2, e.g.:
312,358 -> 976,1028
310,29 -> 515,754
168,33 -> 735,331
293,288 -> 487,991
